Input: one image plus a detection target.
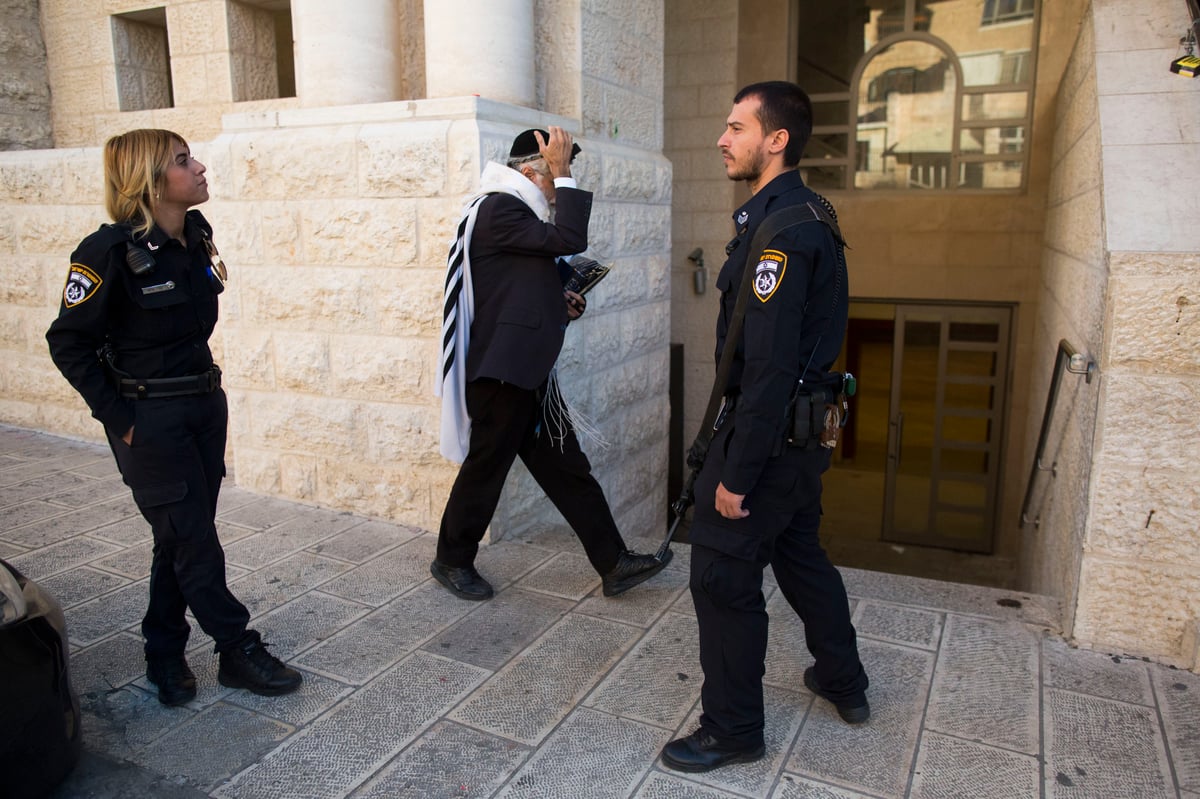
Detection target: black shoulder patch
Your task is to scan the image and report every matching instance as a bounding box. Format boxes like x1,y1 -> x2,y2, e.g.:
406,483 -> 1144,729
753,249 -> 787,302
63,263 -> 103,307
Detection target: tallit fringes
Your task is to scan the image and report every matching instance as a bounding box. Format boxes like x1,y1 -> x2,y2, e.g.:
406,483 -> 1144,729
540,372 -> 610,452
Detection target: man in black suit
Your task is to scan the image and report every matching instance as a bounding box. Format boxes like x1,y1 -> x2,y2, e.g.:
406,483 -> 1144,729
433,126 -> 670,601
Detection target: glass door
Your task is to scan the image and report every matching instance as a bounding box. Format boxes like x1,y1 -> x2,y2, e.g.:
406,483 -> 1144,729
882,305 -> 1010,552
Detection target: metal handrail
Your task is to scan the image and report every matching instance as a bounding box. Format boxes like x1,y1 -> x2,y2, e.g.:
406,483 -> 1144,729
1019,339 -> 1095,528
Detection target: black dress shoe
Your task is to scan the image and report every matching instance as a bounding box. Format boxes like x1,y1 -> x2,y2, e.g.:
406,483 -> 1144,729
601,548 -> 672,597
218,636 -> 303,696
430,560 -> 494,601
146,655 -> 197,706
660,729 -> 764,773
804,666 -> 870,724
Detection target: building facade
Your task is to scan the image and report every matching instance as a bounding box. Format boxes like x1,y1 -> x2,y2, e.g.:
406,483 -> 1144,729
1,0 -> 1197,671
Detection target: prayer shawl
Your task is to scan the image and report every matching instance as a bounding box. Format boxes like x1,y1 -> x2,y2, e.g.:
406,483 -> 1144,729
437,162 -> 551,463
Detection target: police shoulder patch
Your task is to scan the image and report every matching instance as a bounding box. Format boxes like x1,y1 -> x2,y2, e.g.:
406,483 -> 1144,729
753,249 -> 787,302
63,263 -> 102,308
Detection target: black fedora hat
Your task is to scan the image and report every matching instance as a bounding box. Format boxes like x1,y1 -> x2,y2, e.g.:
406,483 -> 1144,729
509,128 -> 581,162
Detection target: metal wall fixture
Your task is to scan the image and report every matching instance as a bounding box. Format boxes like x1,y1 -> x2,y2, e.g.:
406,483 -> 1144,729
688,247 -> 706,295
1019,339 -> 1096,529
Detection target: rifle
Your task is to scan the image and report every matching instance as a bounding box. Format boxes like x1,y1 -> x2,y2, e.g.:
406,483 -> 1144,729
655,200 -> 846,560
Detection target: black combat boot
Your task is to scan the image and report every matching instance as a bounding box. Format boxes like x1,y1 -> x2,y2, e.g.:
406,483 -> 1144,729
218,637 -> 302,696
146,655 -> 197,706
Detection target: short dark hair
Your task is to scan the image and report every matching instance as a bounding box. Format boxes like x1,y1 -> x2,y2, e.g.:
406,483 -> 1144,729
733,81 -> 813,167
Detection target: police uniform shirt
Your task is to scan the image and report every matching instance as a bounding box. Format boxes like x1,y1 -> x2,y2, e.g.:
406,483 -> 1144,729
714,169 -> 848,496
46,210 -> 221,437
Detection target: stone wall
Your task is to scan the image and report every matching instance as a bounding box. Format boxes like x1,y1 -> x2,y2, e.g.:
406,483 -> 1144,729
1024,5 -> 1104,638
581,0 -> 664,150
40,0 -> 300,147
112,12 -> 174,111
228,0 -> 281,102
0,97 -> 671,544
0,0 -> 53,150
1031,0 -> 1200,668
1069,0 -> 1200,666
663,0 -> 738,452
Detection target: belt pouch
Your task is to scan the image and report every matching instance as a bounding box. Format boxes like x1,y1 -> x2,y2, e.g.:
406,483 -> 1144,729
789,393 -> 814,444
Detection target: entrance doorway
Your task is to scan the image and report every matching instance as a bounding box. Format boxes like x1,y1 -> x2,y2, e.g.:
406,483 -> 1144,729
822,301 -> 1015,586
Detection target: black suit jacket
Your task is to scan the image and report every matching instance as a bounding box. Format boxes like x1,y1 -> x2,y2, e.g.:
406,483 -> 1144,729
465,186 -> 593,389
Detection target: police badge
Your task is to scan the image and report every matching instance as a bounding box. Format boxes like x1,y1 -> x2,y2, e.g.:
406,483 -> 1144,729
63,264 -> 102,308
753,249 -> 786,302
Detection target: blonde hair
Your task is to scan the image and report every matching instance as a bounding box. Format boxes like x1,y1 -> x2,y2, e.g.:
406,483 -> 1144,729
103,129 -> 187,238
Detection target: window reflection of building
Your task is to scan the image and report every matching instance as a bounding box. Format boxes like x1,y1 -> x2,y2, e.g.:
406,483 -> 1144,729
797,0 -> 1038,192
858,41 -> 958,189
877,6 -> 933,38
981,0 -> 1035,26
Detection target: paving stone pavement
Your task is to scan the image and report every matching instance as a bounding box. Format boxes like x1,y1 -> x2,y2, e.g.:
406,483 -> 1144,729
2,423 -> 1197,799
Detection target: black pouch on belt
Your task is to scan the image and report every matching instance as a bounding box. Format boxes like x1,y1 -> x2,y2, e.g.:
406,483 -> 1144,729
785,392 -> 819,450
785,388 -> 843,451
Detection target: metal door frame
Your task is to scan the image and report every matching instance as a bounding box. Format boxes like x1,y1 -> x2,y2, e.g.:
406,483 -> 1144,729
882,303 -> 1012,552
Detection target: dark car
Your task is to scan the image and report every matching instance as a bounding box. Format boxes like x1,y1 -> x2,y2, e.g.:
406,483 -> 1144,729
0,558 -> 82,798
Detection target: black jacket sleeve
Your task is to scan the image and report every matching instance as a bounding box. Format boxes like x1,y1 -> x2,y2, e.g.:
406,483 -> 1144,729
45,226 -> 134,436
476,187 -> 592,258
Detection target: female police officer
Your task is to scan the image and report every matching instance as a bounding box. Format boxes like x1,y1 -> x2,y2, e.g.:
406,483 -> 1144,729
46,129 -> 301,706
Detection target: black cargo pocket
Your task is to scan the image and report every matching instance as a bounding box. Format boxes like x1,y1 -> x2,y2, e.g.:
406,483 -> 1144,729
689,519 -> 761,561
132,481 -> 188,509
751,462 -> 801,512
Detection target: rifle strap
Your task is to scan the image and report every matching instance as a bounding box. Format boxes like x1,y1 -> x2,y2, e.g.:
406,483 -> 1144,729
689,200 -> 841,460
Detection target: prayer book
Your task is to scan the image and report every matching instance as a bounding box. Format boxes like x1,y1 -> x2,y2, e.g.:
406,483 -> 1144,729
559,255 -> 611,296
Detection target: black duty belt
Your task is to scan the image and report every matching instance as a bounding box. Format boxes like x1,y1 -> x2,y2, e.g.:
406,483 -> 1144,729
118,367 -> 221,399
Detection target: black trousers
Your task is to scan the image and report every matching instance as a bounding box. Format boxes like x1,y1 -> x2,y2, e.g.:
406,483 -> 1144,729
105,389 -> 251,658
437,378 -> 625,575
687,424 -> 867,747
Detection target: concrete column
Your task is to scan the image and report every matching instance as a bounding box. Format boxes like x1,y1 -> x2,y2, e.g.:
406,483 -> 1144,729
292,0 -> 399,107
424,0 -> 535,106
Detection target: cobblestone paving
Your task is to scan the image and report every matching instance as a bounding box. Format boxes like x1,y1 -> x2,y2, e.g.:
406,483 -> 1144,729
1,424 -> 1196,799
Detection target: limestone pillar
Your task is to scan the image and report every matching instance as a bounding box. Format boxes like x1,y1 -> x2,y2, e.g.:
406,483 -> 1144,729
424,0 -> 535,106
292,0 -> 399,107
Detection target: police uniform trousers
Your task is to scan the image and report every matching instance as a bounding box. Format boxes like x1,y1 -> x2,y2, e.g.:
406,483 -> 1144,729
688,422 -> 867,747
437,378 -> 624,574
104,389 -> 252,659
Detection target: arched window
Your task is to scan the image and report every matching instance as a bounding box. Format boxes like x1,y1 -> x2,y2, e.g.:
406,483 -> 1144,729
797,0 -> 1039,192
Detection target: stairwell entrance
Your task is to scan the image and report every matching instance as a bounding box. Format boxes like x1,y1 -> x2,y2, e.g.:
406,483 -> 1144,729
823,301 -> 1014,584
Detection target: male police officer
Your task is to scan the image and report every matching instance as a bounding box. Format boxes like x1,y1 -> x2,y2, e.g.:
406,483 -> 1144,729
660,82 -> 869,773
